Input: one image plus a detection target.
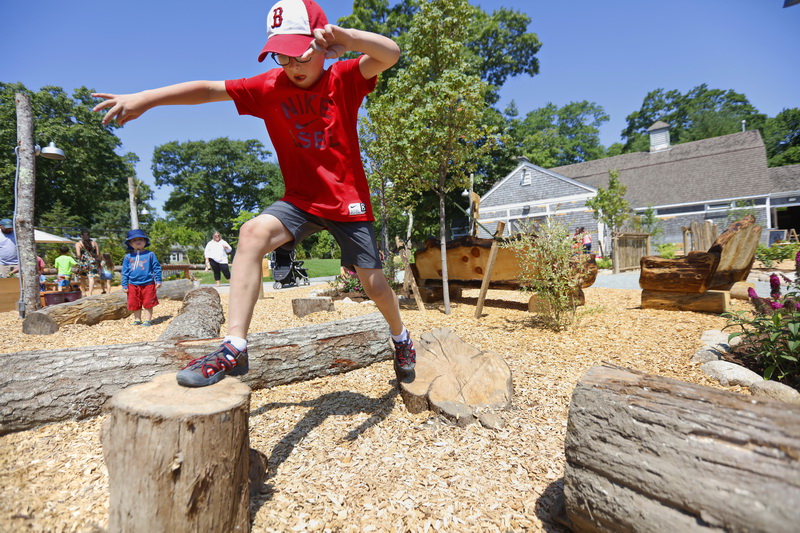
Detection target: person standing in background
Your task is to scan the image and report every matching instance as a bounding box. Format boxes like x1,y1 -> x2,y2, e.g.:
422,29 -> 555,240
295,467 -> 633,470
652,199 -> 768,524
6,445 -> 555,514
204,232 -> 232,287
75,229 -> 101,295
0,218 -> 19,277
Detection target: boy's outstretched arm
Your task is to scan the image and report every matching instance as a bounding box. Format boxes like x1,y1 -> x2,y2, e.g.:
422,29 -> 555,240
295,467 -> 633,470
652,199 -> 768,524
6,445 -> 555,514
306,25 -> 401,80
92,80 -> 231,126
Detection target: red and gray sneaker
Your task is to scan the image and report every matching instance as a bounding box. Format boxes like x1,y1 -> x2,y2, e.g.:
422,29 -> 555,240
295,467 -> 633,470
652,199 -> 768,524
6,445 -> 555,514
176,342 -> 249,387
392,336 -> 416,372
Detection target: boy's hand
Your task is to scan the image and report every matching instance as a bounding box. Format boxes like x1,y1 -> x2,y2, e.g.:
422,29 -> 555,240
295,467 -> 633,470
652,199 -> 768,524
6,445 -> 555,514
92,92 -> 148,126
301,24 -> 349,62
155,283 -> 162,289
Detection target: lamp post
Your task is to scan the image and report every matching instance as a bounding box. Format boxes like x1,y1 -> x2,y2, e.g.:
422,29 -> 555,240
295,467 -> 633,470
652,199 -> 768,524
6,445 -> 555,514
14,92 -> 66,318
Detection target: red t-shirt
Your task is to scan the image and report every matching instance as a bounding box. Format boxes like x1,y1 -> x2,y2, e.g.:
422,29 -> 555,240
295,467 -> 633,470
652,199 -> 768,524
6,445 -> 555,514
226,58 -> 377,222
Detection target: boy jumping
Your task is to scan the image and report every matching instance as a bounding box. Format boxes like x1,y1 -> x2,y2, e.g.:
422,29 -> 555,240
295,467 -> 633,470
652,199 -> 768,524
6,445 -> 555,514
93,0 -> 415,387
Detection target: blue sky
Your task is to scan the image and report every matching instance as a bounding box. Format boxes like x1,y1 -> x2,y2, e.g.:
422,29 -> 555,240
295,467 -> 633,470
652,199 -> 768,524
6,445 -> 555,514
2,0 -> 798,214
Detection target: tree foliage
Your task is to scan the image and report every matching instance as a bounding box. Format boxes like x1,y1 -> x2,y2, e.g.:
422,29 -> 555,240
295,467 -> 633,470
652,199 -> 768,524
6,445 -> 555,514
585,169 -> 630,234
337,0 -> 540,96
621,84 -> 767,152
0,83 -> 135,228
509,101 -> 609,167
152,137 -> 282,236
763,107 -> 800,167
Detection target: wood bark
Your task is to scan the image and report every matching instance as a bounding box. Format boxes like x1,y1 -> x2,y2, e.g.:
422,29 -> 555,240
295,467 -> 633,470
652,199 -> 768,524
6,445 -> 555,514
21,279 -> 194,335
0,312 -> 390,435
397,328 -> 512,426
708,216 -> 761,289
15,93 -> 39,316
102,373 -> 251,532
158,287 -> 224,340
639,249 -> 720,293
563,364 -> 800,533
640,289 -> 730,313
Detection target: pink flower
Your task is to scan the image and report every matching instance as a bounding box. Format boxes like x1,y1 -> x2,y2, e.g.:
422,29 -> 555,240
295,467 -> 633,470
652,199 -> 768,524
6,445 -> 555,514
769,300 -> 784,310
770,274 -> 781,298
748,287 -> 759,300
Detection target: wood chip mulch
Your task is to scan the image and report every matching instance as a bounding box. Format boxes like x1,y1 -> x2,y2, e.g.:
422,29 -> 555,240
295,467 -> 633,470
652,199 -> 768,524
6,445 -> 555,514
0,283 -> 749,532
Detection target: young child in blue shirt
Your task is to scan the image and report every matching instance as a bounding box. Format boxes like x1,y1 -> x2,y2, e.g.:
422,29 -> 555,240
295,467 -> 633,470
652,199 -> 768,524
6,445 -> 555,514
121,229 -> 162,326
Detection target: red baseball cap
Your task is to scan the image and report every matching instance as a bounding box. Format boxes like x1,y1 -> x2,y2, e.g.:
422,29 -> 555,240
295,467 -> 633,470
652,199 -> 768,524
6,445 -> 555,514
258,0 -> 329,62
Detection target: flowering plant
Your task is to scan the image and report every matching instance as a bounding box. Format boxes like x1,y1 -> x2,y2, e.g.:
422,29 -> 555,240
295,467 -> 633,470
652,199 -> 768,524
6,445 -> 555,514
723,251 -> 800,385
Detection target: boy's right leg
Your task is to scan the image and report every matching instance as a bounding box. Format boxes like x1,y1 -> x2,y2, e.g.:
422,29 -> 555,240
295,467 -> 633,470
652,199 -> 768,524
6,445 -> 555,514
177,214 -> 292,388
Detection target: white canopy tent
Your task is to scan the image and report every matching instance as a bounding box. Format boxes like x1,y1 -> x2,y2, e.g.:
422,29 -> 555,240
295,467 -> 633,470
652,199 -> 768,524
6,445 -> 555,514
34,229 -> 75,244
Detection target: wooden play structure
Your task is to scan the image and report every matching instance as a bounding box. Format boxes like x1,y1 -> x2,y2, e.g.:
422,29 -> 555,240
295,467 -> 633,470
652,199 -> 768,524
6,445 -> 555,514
410,225 -> 598,310
639,215 -> 762,313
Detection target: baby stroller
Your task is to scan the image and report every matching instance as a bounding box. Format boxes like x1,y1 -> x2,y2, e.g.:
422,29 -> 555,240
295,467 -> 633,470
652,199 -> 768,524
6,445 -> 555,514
270,249 -> 310,289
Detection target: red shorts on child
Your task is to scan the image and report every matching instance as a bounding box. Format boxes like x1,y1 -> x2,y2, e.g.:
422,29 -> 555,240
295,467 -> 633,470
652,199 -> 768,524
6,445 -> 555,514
127,283 -> 159,310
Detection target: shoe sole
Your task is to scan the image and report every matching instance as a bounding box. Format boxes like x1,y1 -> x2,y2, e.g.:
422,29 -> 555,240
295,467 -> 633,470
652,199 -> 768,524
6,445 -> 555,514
176,360 -> 249,388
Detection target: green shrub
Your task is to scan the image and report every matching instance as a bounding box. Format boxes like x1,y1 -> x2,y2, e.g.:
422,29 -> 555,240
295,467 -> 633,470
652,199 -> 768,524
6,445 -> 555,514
754,243 -> 800,268
502,219 -> 591,330
595,257 -> 612,270
657,242 -> 677,259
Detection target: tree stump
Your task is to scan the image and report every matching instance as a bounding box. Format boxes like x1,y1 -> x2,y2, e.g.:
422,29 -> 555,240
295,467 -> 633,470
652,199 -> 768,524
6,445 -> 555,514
22,279 -> 194,335
159,287 -> 225,341
563,364 -> 800,533
396,328 -> 512,426
102,373 -> 252,532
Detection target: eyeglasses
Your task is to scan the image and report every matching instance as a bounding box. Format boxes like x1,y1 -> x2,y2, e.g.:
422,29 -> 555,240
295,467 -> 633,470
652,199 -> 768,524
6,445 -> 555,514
271,53 -> 312,66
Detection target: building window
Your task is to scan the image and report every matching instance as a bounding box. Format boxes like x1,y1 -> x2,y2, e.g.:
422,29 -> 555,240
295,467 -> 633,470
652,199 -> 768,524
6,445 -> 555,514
707,202 -> 730,211
521,169 -> 531,186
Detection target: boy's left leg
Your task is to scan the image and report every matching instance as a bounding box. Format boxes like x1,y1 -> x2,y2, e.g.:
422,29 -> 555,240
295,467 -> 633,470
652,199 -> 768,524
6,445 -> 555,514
355,267 -> 416,373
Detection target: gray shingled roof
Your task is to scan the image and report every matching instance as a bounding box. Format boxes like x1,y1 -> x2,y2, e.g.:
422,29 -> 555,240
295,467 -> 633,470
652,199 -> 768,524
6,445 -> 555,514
550,131 -> 771,209
769,164 -> 800,194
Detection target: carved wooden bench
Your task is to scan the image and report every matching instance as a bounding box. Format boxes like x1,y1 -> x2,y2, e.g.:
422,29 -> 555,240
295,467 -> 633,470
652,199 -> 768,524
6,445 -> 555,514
639,215 -> 762,313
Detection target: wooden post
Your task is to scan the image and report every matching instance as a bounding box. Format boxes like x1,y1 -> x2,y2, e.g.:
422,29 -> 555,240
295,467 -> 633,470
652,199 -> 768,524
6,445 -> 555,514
14,93 -> 39,318
611,234 -> 620,274
474,222 -> 505,319
102,373 -> 252,532
396,236 -> 425,314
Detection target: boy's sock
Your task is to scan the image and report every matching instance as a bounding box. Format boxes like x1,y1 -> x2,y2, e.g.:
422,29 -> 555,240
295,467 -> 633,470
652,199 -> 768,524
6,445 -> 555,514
223,336 -> 247,352
391,327 -> 409,343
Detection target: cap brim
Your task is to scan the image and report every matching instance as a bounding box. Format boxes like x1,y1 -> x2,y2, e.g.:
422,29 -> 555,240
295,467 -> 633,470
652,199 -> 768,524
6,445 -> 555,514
258,34 -> 314,62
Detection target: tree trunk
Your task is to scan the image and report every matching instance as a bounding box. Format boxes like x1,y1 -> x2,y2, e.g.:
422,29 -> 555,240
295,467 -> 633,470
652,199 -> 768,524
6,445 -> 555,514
14,93 -> 39,317
22,279 -> 194,335
158,287 -> 224,340
102,373 -> 251,532
0,312 -> 390,435
563,364 -> 800,533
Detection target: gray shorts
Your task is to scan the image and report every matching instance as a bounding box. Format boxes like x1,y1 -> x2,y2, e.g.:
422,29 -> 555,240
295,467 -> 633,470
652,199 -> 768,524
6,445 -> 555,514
262,201 -> 382,269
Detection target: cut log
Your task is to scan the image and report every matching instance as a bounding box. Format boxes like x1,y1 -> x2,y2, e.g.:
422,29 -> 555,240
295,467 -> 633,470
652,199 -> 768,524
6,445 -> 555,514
708,215 -> 762,290
639,249 -> 721,293
102,373 -> 251,532
291,296 -> 335,318
158,287 -> 225,341
0,312 -> 390,435
641,289 -> 730,313
22,279 -> 194,335
396,328 -> 512,426
563,364 -> 800,533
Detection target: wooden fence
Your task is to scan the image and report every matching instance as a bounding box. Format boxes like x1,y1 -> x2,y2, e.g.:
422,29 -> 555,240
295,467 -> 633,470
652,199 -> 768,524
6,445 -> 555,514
612,232 -> 651,273
683,220 -> 719,252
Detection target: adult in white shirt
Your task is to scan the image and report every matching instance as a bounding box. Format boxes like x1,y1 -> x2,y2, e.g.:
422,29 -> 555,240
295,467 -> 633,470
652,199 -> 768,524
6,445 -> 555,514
204,232 -> 232,287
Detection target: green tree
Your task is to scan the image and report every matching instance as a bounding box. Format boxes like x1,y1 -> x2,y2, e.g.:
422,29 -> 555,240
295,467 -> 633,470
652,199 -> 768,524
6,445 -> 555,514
337,0 -> 541,96
621,84 -> 766,152
763,107 -> 800,167
511,101 -> 609,167
152,138 -> 282,235
363,0 -> 499,314
145,219 -> 206,266
585,169 -> 630,263
0,83 -> 135,227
